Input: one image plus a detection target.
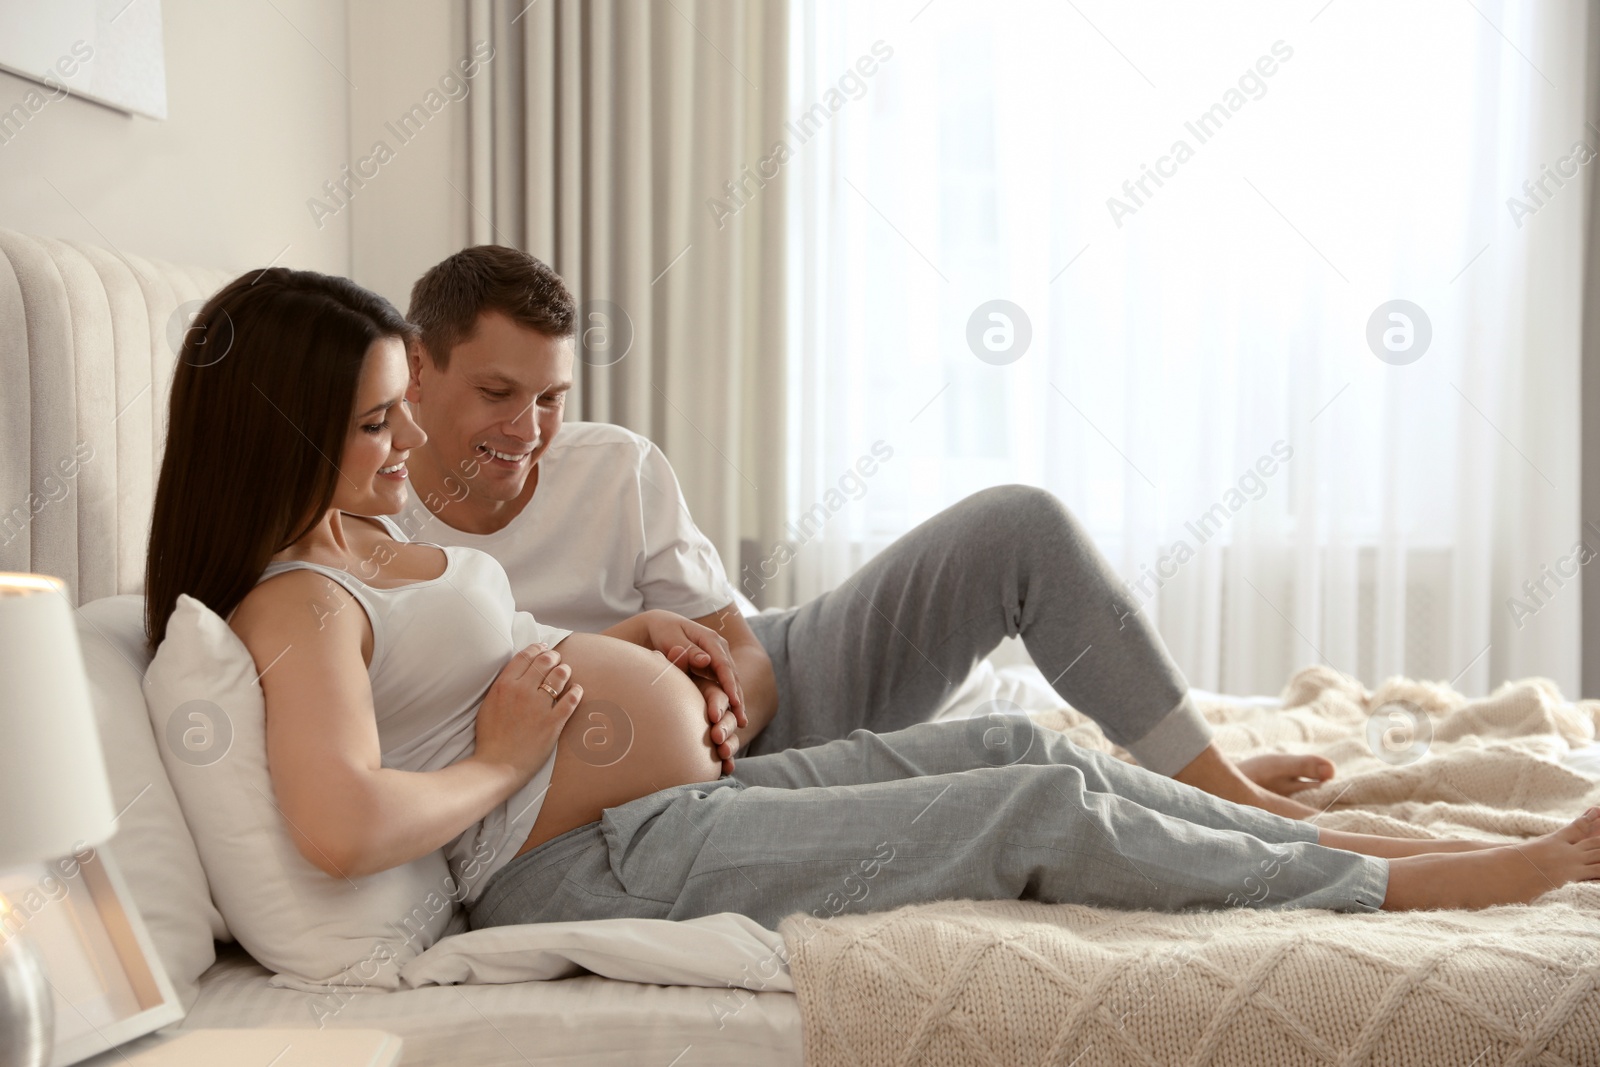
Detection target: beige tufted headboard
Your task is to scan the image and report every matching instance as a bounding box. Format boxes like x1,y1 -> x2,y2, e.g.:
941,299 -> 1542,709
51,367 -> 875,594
0,229 -> 234,606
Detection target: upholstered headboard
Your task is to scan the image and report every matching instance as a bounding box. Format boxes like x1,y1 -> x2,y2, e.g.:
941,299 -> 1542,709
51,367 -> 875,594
0,230 -> 233,605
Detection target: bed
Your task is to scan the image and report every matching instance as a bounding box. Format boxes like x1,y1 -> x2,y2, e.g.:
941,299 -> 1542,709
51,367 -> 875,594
5,229 -> 1600,1066
0,228 -> 808,1064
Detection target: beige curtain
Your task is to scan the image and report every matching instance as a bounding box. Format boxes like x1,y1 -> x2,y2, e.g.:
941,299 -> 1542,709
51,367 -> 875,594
465,0 -> 788,604
1583,16 -> 1600,698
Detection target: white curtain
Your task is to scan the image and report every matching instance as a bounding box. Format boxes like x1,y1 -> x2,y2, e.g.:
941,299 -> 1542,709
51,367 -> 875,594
783,0 -> 1592,696
466,0 -> 790,583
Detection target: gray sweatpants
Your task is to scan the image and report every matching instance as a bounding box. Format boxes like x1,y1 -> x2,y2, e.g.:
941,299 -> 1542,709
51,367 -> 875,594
467,721 -> 1389,932
742,484 -> 1213,776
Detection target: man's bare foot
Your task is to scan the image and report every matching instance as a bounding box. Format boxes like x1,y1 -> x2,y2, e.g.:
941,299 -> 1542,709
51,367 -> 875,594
1237,752 -> 1335,796
1173,744 -> 1323,819
1381,808 -> 1600,910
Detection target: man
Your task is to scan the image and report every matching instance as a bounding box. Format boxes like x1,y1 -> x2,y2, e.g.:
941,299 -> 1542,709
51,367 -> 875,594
394,245 -> 1334,818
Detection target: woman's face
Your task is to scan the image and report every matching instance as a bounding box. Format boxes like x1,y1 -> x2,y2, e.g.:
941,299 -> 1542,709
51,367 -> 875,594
332,336 -> 427,516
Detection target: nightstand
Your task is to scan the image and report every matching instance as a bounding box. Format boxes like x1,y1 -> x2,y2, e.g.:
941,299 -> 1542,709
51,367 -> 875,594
73,1028 -> 402,1067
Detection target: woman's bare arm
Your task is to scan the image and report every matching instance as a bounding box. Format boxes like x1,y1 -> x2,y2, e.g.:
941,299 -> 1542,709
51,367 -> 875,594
231,571 -> 576,880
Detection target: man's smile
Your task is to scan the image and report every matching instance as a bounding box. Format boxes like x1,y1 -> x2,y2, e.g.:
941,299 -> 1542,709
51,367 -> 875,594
477,443 -> 534,466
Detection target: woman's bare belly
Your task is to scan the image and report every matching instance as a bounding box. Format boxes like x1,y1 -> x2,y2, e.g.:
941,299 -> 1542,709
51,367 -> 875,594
514,632 -> 721,857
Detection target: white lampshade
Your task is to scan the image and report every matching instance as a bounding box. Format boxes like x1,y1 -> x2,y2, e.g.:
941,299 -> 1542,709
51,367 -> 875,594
0,573 -> 116,868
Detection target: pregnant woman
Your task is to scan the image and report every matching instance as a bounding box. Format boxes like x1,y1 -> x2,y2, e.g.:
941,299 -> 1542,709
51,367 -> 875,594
144,270 -> 1600,932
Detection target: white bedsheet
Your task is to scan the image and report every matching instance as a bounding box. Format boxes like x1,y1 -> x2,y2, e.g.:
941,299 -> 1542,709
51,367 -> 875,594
174,942 -> 802,1067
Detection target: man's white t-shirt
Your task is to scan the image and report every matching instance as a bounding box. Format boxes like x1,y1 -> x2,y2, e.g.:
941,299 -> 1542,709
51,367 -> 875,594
394,421 -> 738,633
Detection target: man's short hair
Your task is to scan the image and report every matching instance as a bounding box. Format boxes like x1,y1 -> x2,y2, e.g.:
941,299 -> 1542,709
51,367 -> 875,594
407,245 -> 576,369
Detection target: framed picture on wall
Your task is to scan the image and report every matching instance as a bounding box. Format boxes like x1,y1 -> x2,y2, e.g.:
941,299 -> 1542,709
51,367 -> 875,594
0,0 -> 168,120
0,845 -> 183,1067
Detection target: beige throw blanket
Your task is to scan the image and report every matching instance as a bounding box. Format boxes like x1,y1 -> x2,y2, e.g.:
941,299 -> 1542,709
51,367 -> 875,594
780,668 -> 1600,1066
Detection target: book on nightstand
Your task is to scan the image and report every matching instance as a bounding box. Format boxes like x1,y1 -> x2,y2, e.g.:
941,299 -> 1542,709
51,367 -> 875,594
72,1028 -> 402,1067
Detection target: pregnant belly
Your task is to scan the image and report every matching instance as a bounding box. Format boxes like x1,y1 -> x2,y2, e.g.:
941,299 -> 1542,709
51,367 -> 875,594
514,632 -> 721,856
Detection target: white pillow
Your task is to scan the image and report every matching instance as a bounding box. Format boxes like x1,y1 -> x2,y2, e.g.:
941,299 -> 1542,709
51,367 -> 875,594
74,595 -> 224,1011
142,593 -> 455,990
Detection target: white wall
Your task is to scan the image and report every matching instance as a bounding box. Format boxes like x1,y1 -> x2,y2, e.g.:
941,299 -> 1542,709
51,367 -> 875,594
0,0 -> 350,276
0,0 -> 489,312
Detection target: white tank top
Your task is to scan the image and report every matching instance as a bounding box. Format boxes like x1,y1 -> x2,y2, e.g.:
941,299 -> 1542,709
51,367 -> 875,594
254,512 -> 573,905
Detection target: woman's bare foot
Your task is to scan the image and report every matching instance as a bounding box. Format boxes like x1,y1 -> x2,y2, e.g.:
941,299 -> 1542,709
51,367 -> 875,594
1381,808 -> 1600,910
1237,752 -> 1335,796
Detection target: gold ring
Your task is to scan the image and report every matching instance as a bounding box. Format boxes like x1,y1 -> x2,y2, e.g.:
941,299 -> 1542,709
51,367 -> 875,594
539,682 -> 561,699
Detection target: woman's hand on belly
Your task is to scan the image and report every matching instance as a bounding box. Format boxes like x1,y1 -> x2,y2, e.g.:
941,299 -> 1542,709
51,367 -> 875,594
472,643 -> 583,781
515,632 -> 724,856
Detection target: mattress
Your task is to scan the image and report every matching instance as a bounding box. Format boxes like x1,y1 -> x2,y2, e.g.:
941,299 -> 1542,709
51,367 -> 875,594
150,663 -> 1600,1065
175,942 -> 803,1067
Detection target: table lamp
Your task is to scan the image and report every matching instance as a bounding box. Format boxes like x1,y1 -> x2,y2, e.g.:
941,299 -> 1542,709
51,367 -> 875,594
0,574 -> 117,1067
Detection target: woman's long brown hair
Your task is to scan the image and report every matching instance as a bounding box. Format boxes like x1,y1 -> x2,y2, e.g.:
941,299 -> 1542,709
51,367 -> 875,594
144,268 -> 416,653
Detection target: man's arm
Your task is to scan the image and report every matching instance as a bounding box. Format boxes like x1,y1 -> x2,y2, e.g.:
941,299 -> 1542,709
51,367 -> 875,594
629,436 -> 777,761
690,603 -> 778,756
600,604 -> 776,770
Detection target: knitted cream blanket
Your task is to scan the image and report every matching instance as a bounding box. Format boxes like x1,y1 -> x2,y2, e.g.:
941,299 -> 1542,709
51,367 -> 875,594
779,667 -> 1600,1066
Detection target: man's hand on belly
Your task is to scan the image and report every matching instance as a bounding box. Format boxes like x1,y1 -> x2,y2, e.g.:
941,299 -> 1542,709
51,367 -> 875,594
637,609 -> 747,720
690,675 -> 741,775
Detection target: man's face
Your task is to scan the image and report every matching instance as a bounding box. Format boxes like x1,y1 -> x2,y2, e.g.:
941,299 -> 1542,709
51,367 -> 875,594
407,310 -> 574,503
